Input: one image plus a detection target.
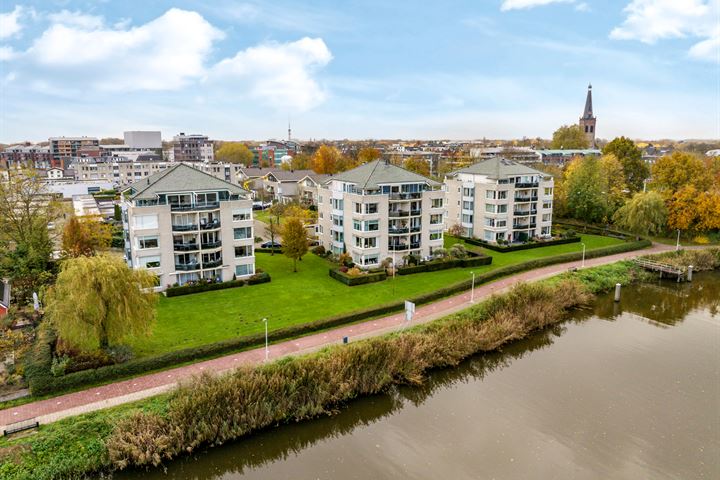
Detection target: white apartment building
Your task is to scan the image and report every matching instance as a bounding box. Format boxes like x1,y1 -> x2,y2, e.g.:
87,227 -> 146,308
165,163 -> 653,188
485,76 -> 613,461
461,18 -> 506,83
122,164 -> 255,289
444,158 -> 554,243
318,160 -> 445,267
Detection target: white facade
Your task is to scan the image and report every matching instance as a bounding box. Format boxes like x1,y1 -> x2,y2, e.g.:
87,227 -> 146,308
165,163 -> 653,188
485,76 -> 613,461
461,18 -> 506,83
124,131 -> 162,149
444,161 -> 554,243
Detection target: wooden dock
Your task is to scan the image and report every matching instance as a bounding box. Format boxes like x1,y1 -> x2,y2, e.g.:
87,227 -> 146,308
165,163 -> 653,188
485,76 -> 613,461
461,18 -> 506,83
633,258 -> 686,281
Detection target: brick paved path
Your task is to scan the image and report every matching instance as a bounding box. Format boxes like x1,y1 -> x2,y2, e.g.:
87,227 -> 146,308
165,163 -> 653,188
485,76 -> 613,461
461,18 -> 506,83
0,244 -> 674,430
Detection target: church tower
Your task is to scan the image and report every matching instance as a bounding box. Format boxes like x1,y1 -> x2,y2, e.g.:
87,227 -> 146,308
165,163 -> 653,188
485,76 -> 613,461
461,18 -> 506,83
578,84 -> 596,147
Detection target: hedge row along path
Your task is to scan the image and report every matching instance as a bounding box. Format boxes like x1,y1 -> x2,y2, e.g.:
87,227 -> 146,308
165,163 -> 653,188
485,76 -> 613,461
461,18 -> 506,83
0,242 -> 674,431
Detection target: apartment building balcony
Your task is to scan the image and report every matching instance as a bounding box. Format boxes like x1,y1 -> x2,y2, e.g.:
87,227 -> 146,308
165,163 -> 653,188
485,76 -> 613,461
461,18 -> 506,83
514,195 -> 538,202
202,259 -> 223,268
388,210 -> 410,218
513,223 -> 537,230
388,243 -> 409,251
515,182 -> 539,188
173,242 -> 199,252
388,227 -> 410,234
410,225 -> 422,233
200,219 -> 221,230
513,210 -> 537,217
410,242 -> 421,249
172,224 -> 198,232
175,262 -> 201,271
170,202 -> 220,212
201,241 -> 222,250
389,192 -> 422,200
409,208 -> 422,216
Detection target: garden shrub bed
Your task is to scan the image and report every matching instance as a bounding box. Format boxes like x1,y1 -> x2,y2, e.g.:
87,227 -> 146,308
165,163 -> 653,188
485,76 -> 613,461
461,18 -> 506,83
553,220 -> 630,239
397,255 -> 493,275
22,239 -> 650,397
164,272 -> 271,298
329,269 -> 387,286
461,235 -> 581,252
254,247 -> 282,253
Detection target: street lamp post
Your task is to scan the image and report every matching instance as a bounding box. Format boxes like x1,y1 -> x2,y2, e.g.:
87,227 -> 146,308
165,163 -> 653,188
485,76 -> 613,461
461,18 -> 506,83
581,242 -> 586,268
262,317 -> 269,362
470,271 -> 476,303
676,229 -> 681,251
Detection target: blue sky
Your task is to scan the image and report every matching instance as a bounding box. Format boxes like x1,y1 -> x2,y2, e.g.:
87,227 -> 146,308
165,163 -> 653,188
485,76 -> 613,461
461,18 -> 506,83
0,0 -> 718,142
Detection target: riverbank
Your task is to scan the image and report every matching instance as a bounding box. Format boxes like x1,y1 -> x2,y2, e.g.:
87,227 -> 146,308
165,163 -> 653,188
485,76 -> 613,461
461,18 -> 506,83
2,249 -> 718,480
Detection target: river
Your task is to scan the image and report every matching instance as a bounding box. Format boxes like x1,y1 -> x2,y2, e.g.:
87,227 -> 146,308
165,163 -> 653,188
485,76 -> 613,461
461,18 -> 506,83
117,272 -> 720,479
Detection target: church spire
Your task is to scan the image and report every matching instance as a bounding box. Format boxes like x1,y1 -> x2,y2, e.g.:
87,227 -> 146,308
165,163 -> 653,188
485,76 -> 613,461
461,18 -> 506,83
582,83 -> 593,119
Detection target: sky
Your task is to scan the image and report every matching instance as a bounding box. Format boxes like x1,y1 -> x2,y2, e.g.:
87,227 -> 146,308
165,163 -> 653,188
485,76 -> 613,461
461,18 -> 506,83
0,0 -> 718,143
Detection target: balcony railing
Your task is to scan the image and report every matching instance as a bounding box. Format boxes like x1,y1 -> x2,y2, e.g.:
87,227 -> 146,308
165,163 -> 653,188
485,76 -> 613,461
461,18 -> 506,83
200,220 -> 221,230
175,263 -> 200,271
410,226 -> 421,233
388,244 -> 409,251
170,202 -> 220,212
172,224 -> 198,232
173,243 -> 199,252
515,182 -> 539,188
389,192 -> 422,200
514,196 -> 538,202
410,242 -> 421,249
410,209 -> 422,216
202,259 -> 223,268
388,227 -> 409,234
389,210 -> 410,218
201,241 -> 222,249
513,210 -> 537,217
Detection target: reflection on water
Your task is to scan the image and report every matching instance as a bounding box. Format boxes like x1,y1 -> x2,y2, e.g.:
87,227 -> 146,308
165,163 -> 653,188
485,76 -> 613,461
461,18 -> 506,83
117,272 -> 720,480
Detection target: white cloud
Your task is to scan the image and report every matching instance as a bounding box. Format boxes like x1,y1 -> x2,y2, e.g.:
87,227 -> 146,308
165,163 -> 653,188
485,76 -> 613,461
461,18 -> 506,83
47,10 -> 105,30
0,5 -> 23,39
211,37 -> 333,110
575,2 -> 591,12
611,0 -> 719,61
0,46 -> 17,61
27,8 -> 224,91
500,0 -> 574,11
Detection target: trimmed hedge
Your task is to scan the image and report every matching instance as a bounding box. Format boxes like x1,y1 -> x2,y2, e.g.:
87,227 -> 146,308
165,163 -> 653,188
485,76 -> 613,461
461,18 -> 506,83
397,255 -> 493,275
329,268 -> 387,286
461,235 -> 581,252
24,239 -> 650,396
164,272 -> 271,297
254,247 -> 282,253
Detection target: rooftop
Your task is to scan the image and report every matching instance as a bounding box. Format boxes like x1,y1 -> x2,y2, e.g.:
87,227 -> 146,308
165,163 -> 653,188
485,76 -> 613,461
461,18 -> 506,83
265,169 -> 315,182
451,158 -> 548,179
125,163 -> 248,200
329,160 -> 440,189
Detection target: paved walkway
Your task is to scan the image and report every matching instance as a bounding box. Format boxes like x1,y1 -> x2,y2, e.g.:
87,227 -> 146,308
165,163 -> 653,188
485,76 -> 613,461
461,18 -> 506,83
0,243 -> 674,430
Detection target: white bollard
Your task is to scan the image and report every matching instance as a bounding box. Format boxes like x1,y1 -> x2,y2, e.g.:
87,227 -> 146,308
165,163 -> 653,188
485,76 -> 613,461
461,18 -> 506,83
687,265 -> 693,282
614,283 -> 621,302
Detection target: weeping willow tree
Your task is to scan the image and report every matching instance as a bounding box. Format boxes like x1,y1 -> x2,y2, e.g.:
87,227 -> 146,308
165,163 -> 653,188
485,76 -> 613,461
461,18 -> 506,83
612,191 -> 668,238
46,255 -> 158,351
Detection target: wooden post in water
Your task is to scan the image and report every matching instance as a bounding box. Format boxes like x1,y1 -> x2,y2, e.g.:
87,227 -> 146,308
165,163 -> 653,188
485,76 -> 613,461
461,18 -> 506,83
687,265 -> 693,282
614,283 -> 621,302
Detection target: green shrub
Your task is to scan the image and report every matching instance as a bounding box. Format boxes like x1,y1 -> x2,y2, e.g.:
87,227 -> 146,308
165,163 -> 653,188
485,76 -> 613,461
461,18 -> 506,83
397,264 -> 429,275
165,280 -> 245,297
253,247 -> 282,254
329,268 -> 387,286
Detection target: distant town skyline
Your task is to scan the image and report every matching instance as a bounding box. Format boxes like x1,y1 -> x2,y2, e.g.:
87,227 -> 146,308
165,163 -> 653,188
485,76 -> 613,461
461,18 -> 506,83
0,1 -> 718,143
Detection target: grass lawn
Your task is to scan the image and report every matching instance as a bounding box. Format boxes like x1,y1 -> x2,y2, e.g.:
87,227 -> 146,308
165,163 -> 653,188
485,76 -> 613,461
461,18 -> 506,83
129,234 -> 624,357
254,209 -> 286,226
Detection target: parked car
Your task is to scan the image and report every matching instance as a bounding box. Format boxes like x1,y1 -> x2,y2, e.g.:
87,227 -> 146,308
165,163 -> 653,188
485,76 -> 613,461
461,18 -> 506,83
261,241 -> 282,248
252,201 -> 272,210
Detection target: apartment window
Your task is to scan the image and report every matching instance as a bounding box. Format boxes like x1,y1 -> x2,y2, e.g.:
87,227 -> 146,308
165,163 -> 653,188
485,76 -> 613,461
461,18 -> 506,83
485,204 -> 496,213
498,190 -> 508,200
137,235 -> 159,249
430,230 -> 442,240
486,190 -> 496,199
544,187 -> 553,196
543,201 -> 553,209
353,219 -> 362,231
196,192 -> 218,204
542,226 -> 551,235
497,220 -> 507,227
138,255 -> 160,268
234,245 -> 253,257
366,220 -> 379,231
462,214 -> 473,224
484,230 -> 494,241
355,202 -> 362,214
332,216 -> 344,227
363,256 -> 379,265
235,264 -> 255,276
462,201 -> 474,210
542,213 -> 552,222
432,198 -> 443,208
484,217 -> 495,227
497,204 -> 508,214
355,236 -> 377,248
318,195 -> 323,204
332,198 -> 344,210
430,214 -> 443,225
233,227 -> 252,240
232,209 -> 251,221
365,203 -> 378,214
463,187 -> 474,197
133,214 -> 158,230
